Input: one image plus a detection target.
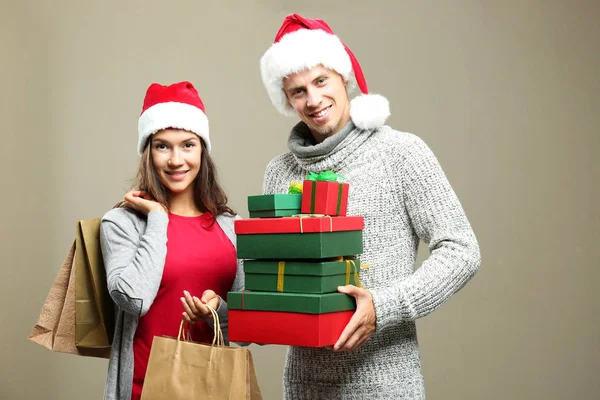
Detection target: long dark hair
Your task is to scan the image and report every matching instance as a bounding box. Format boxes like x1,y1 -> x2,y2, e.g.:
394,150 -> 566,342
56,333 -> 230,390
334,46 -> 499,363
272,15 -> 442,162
121,138 -> 234,222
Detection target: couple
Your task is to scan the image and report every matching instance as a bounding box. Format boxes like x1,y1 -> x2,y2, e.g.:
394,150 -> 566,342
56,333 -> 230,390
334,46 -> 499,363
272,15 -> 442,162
101,14 -> 481,400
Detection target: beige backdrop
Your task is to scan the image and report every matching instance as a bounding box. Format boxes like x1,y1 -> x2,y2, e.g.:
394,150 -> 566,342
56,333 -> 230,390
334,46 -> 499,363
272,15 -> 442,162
1,1 -> 598,399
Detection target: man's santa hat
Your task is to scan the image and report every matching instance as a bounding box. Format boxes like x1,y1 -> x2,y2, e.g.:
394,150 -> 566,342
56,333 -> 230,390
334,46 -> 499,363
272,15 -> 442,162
137,81 -> 210,155
260,14 -> 390,130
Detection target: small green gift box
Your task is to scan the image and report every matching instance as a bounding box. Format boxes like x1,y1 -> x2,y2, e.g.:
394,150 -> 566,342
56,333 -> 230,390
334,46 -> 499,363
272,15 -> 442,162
244,259 -> 361,294
227,291 -> 356,314
247,194 -> 302,218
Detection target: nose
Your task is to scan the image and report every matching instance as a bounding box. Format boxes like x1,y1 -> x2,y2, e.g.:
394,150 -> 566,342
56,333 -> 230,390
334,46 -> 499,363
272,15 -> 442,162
168,148 -> 184,167
306,88 -> 322,108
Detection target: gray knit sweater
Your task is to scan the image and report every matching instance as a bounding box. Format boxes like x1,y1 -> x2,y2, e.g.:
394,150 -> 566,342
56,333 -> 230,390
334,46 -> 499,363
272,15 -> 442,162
99,208 -> 244,400
262,121 -> 481,399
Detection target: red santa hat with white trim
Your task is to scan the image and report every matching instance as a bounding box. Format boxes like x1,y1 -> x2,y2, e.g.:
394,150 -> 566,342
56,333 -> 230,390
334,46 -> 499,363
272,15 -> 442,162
137,81 -> 210,155
260,14 -> 390,130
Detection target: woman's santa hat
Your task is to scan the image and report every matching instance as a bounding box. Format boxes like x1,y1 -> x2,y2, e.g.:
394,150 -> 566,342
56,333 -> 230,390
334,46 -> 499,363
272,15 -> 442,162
137,81 -> 210,155
260,14 -> 390,130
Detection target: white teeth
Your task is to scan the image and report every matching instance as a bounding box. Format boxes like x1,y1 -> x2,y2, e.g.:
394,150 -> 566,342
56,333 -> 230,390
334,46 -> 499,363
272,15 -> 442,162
313,107 -> 329,118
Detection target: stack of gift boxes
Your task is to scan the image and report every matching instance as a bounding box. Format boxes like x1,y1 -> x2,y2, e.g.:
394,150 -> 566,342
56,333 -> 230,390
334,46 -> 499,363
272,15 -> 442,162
228,172 -> 364,347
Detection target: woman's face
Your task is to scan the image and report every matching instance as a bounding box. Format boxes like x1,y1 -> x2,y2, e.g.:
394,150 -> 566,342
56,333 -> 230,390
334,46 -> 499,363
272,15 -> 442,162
150,128 -> 202,196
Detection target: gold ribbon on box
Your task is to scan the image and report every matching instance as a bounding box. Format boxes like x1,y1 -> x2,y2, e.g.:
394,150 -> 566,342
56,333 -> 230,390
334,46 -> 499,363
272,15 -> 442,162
290,213 -> 332,233
277,262 -> 285,292
274,258 -> 366,293
272,214 -> 368,292
333,257 -> 364,288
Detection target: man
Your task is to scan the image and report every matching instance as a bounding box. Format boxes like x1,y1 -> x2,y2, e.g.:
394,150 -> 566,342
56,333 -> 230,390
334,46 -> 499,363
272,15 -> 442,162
260,14 -> 481,399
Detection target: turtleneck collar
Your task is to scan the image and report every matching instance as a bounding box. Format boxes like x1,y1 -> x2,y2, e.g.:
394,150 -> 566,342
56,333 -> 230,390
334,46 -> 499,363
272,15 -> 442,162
286,120 -> 374,172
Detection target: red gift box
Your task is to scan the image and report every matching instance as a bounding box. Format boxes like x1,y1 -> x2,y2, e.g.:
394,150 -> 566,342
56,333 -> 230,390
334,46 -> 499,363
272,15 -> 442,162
234,215 -> 363,235
228,310 -> 353,347
301,180 -> 349,216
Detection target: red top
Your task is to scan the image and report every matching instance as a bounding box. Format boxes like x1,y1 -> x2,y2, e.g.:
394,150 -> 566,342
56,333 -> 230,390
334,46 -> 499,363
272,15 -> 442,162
131,213 -> 237,400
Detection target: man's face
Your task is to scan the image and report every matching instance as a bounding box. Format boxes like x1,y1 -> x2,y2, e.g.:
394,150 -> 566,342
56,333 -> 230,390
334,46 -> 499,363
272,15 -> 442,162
283,65 -> 351,143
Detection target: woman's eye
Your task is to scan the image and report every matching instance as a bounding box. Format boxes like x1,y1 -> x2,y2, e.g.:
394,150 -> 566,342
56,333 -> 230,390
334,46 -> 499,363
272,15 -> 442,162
184,143 -> 195,148
155,143 -> 168,150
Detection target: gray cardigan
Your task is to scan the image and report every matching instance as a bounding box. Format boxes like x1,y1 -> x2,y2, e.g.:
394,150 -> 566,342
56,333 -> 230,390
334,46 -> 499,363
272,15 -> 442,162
99,208 -> 244,400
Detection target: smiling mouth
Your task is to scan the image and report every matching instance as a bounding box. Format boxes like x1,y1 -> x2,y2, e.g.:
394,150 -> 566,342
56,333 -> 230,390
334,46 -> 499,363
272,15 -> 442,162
309,105 -> 332,118
166,170 -> 188,177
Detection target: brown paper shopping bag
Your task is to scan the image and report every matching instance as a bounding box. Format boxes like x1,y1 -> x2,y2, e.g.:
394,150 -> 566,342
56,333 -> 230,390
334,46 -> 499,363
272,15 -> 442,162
75,218 -> 115,348
141,307 -> 262,400
28,242 -> 111,359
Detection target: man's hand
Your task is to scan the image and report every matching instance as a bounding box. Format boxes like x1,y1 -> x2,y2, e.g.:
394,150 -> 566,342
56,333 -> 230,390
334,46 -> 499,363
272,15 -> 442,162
180,290 -> 221,323
333,285 -> 376,351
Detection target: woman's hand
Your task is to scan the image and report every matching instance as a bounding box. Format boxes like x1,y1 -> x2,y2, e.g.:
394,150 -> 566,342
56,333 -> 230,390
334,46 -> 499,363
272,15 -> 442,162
181,290 -> 221,323
123,190 -> 167,215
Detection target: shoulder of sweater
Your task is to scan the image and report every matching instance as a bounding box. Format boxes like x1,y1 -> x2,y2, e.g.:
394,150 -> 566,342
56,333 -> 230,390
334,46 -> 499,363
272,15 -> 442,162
371,126 -> 436,161
375,126 -> 427,148
101,207 -> 145,232
215,212 -> 241,226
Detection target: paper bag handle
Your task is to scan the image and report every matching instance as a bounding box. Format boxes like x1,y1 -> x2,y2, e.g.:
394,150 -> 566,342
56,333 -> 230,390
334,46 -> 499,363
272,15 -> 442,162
177,320 -> 192,342
176,305 -> 224,346
207,305 -> 224,346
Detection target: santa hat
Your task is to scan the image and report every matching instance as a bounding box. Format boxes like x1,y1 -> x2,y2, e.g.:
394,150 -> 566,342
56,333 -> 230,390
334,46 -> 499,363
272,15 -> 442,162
260,14 -> 390,130
137,81 -> 210,155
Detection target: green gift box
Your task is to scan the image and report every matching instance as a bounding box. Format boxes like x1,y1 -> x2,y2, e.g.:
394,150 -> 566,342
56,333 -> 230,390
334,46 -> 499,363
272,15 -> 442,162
227,291 -> 356,314
244,259 -> 360,294
247,194 -> 301,218
237,231 -> 362,260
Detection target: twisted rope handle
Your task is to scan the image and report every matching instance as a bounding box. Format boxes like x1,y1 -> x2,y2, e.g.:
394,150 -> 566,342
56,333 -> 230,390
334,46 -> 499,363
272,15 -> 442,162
176,305 -> 224,346
177,319 -> 192,342
207,304 -> 224,346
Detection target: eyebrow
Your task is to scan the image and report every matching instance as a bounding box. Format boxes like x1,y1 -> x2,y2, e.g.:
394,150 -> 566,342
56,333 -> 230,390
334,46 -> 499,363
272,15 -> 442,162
285,73 -> 330,95
152,135 -> 199,144
285,83 -> 304,95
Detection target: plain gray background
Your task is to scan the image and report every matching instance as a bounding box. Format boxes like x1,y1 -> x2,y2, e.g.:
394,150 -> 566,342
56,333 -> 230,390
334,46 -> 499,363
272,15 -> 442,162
2,1 -> 598,399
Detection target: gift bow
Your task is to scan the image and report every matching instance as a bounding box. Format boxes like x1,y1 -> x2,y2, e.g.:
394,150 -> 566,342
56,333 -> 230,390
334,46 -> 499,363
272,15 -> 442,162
305,170 -> 346,183
288,181 -> 303,194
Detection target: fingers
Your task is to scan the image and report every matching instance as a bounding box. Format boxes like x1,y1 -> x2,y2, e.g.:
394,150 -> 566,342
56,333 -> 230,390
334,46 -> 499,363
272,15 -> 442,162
333,320 -> 371,352
123,190 -> 165,215
180,291 -> 213,323
192,295 -> 211,318
337,284 -> 361,297
333,286 -> 376,351
128,190 -> 149,198
201,290 -> 221,311
182,311 -> 192,323
337,325 -> 369,352
180,295 -> 196,322
333,310 -> 361,351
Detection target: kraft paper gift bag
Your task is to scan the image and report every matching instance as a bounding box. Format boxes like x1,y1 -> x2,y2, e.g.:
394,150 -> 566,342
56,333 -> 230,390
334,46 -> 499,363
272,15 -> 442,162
141,307 -> 262,400
74,218 -> 115,349
29,242 -> 111,359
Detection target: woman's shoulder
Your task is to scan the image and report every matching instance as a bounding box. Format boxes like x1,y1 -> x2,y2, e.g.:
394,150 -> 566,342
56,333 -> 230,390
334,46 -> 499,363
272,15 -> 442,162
101,207 -> 146,232
215,212 -> 241,228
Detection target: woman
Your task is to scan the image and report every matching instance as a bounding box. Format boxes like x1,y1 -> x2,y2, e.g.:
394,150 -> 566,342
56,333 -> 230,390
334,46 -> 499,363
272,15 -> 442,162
100,81 -> 243,400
